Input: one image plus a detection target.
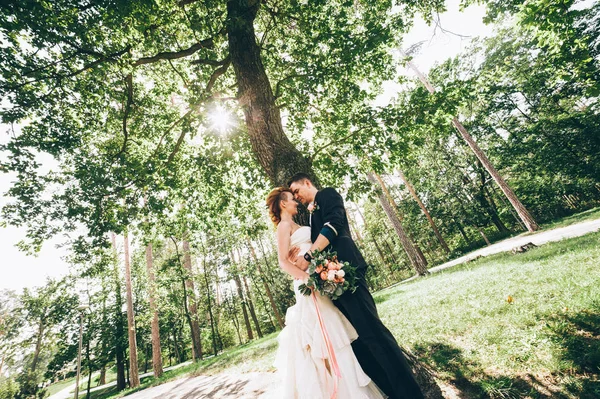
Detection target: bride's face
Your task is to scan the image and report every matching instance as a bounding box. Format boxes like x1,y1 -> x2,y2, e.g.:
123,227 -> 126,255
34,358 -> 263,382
281,192 -> 298,216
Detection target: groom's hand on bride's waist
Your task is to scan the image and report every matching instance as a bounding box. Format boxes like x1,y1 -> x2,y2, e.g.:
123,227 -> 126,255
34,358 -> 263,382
296,257 -> 309,271
288,246 -> 300,264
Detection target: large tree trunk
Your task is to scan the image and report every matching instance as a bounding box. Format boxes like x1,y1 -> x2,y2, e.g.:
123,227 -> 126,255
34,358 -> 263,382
368,172 -> 429,276
227,0 -> 312,185
110,233 -> 127,391
396,169 -> 451,253
182,237 -> 203,361
145,242 -> 163,377
247,240 -> 284,329
404,56 -> 538,232
123,231 -> 140,388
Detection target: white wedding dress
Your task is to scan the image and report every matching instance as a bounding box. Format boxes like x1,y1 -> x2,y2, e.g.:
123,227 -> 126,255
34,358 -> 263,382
273,226 -> 385,399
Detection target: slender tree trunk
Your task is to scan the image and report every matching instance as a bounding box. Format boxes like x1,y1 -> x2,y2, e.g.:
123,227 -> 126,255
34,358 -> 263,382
242,275 -> 263,338
404,57 -> 538,232
98,367 -> 106,386
144,344 -> 149,374
182,237 -> 203,361
247,240 -> 284,329
252,276 -> 276,330
477,227 -> 492,246
372,172 -> 429,267
231,253 -> 253,341
111,234 -> 127,391
396,169 -> 451,253
30,320 -> 44,372
227,0 -> 312,185
201,257 -> 220,356
354,205 -> 396,271
225,293 -> 243,344
86,336 -> 92,399
123,231 -> 140,388
171,328 -> 180,364
381,239 -> 398,265
145,242 -> 163,377
368,172 -> 429,275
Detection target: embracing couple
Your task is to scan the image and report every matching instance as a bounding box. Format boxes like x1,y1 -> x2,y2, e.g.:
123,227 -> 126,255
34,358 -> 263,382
266,173 -> 424,399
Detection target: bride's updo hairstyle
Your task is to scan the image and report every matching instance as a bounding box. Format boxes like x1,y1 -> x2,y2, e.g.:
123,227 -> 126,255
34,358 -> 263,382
266,187 -> 292,226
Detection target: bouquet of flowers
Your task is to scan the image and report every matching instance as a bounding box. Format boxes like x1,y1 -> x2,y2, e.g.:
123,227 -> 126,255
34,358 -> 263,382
298,249 -> 357,300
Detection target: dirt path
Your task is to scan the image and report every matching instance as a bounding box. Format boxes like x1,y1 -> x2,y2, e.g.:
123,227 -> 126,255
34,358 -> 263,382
121,371 -> 280,399
47,362 -> 192,399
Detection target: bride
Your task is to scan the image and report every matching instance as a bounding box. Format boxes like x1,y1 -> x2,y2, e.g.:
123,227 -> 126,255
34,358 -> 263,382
266,187 -> 384,399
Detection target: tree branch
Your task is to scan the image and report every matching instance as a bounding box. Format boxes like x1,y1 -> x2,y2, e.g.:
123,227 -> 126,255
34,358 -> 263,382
6,47 -> 131,91
191,57 -> 229,67
205,56 -> 231,92
312,127 -> 366,158
113,74 -> 134,160
273,73 -> 307,99
134,38 -> 215,66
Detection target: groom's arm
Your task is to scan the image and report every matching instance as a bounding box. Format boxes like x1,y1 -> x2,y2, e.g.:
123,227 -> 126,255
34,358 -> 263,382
296,188 -> 346,270
309,188 -> 345,252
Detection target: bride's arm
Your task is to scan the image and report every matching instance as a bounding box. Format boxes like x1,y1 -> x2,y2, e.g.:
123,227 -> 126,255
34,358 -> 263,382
276,222 -> 310,280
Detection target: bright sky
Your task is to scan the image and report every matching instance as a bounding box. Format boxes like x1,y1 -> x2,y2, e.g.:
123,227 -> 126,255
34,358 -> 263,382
0,0 -> 492,293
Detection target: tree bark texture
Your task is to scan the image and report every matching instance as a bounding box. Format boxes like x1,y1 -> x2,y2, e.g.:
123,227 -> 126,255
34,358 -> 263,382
227,0 -> 312,186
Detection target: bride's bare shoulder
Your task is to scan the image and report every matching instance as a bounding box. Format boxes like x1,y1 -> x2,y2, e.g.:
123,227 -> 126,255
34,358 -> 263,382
277,220 -> 292,233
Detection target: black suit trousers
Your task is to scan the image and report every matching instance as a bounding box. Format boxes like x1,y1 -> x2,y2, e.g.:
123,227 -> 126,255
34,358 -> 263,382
333,274 -> 424,399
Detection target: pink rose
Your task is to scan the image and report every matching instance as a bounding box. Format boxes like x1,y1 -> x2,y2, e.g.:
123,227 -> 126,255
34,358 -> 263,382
307,203 -> 315,212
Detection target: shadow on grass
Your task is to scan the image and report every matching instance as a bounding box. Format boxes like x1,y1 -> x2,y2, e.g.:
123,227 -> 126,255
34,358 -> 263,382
544,304 -> 600,399
414,307 -> 600,398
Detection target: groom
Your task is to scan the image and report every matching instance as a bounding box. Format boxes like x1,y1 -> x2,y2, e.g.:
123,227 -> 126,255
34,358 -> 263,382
288,173 -> 424,399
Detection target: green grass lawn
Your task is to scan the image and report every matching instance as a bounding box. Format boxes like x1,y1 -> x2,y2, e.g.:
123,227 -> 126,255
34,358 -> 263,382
537,206 -> 600,231
376,232 -> 600,398
46,376 -> 76,396
87,231 -> 600,399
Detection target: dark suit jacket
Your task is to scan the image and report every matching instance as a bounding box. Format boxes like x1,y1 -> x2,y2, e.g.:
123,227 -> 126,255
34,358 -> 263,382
310,188 -> 367,272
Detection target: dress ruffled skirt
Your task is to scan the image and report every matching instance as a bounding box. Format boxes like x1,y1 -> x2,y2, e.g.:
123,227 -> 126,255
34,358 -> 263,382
273,280 -> 385,399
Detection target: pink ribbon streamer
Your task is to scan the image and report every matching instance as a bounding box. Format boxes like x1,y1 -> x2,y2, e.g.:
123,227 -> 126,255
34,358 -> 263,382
312,292 -> 342,399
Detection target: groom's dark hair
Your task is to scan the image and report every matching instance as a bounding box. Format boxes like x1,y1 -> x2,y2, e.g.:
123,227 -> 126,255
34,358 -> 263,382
287,172 -> 314,187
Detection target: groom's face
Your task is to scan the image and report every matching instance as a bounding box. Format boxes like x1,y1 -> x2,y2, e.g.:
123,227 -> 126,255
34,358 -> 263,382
289,179 -> 313,205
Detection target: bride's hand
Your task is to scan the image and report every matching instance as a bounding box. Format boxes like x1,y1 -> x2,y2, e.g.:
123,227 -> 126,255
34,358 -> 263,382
287,246 -> 300,265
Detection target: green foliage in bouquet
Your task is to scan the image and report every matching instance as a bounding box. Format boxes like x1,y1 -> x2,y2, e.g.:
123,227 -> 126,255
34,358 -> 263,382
298,249 -> 358,300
